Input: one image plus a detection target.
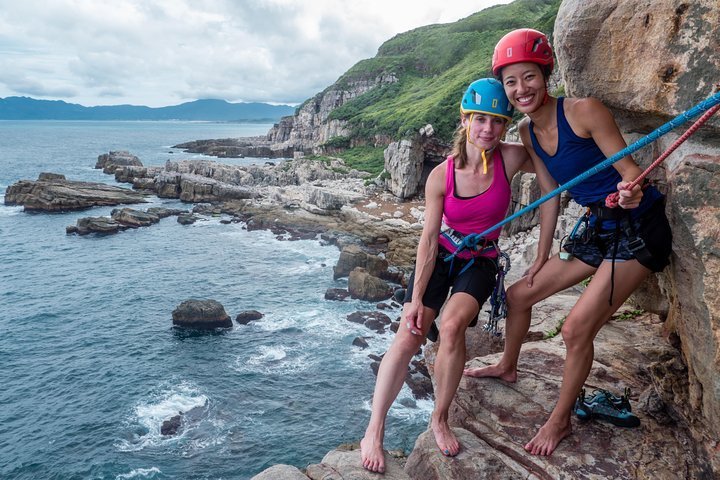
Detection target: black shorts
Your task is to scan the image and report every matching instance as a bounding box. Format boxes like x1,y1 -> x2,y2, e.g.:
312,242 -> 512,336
564,199 -> 672,272
404,249 -> 498,313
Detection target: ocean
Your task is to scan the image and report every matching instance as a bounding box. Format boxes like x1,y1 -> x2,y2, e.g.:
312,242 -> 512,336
0,121 -> 430,479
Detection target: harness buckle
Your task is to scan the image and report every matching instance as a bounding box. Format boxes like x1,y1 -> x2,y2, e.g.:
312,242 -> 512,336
627,236 -> 647,254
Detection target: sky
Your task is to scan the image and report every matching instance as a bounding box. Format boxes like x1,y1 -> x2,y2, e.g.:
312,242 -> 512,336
0,0 -> 511,107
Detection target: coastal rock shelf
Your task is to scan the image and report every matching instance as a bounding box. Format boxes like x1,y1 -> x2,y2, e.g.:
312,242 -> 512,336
4,173 -> 148,212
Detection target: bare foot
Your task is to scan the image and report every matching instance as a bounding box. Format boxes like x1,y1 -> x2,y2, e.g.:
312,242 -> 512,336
524,419 -> 572,456
463,363 -> 517,382
431,416 -> 460,457
360,434 -> 385,473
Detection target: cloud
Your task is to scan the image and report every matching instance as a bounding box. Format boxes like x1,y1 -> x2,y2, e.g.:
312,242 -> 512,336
0,0 -> 510,107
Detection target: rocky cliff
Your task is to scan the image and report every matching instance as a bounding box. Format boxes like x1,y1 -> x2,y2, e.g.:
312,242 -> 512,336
265,74 -> 399,154
556,0 -> 720,472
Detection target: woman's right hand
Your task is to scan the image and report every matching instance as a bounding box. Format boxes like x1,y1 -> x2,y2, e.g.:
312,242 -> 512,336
405,300 -> 425,336
524,257 -> 547,288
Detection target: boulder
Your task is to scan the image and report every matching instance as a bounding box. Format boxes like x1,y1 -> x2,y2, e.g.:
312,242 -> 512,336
235,310 -> 264,325
347,268 -> 393,302
333,244 -> 389,279
251,464 -> 309,480
161,414 -> 182,436
384,138 -> 424,200
324,288 -> 350,301
306,446 -> 410,480
347,311 -> 392,333
172,299 -> 232,329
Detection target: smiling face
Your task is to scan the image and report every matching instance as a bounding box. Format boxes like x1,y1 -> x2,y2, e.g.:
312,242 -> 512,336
500,62 -> 547,114
462,113 -> 507,150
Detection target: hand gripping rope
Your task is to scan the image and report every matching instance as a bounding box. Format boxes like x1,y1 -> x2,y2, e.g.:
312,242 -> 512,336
445,90 -> 720,335
605,100 -> 720,208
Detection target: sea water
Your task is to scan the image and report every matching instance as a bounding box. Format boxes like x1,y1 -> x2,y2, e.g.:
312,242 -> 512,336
0,121 -> 430,479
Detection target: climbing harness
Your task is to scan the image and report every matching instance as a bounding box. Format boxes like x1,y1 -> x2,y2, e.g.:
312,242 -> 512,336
483,250 -> 511,336
441,224 -> 496,277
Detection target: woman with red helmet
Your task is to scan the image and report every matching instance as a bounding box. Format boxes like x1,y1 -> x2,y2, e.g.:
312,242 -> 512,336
360,78 -> 534,473
464,28 -> 672,456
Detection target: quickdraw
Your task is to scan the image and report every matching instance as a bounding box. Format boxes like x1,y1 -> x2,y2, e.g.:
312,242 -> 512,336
483,251 -> 511,336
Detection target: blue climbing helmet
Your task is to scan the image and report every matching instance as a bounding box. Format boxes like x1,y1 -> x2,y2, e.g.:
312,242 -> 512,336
460,78 -> 514,122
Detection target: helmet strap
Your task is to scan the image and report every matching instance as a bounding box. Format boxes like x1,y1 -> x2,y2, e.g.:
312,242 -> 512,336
481,149 -> 489,175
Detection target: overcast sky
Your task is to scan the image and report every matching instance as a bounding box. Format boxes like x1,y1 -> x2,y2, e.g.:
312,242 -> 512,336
0,0 -> 511,107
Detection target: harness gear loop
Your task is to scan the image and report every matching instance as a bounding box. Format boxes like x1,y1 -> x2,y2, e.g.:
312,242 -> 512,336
605,101 -> 720,208
484,250 -> 511,336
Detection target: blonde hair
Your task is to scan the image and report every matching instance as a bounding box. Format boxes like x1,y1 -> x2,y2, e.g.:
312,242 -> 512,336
451,122 -> 469,169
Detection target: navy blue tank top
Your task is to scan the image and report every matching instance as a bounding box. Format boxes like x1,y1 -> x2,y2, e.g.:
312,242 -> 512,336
529,98 -> 660,220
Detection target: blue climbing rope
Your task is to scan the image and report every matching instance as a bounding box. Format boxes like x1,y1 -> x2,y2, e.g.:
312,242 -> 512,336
454,90 -> 720,249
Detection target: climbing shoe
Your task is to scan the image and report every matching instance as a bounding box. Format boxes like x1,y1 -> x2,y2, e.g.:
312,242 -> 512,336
574,387 -> 640,428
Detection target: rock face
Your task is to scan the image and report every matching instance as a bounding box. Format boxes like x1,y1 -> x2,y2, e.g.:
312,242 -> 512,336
4,174 -> 148,211
555,0 -> 720,471
555,0 -> 720,132
171,299 -> 232,329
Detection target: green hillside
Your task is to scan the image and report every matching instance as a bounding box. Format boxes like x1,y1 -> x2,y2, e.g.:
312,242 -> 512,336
327,0 -> 561,143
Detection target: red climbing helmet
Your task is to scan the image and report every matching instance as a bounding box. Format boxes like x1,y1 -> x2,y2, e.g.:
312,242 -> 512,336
492,28 -> 554,77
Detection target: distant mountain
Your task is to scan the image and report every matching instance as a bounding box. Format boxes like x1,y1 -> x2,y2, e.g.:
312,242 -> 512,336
0,97 -> 296,121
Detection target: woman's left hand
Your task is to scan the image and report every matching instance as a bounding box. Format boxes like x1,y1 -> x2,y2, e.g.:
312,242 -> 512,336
617,181 -> 643,209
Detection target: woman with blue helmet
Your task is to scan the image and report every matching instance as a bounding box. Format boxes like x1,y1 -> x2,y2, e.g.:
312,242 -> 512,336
361,78 -> 534,473
464,29 -> 672,456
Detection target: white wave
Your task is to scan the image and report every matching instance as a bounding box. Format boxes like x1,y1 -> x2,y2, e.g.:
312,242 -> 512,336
0,204 -> 23,216
115,383 -> 208,452
115,467 -> 162,479
231,344 -> 312,375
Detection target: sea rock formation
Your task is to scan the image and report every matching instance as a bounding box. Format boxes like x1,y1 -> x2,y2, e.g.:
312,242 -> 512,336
5,173 -> 147,212
556,0 -> 720,471
95,150 -> 143,174
66,207 -> 187,235
171,299 -> 232,329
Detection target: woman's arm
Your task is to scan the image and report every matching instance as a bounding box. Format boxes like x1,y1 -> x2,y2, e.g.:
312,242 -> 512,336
500,141 -> 535,179
406,161 -> 446,333
566,98 -> 643,209
518,121 -> 560,287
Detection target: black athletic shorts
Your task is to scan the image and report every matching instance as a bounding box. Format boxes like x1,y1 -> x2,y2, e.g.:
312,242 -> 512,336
403,248 -> 498,313
564,198 -> 672,272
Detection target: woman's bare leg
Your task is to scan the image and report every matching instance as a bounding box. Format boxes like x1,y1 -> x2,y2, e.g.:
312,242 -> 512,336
361,303 -> 435,473
431,292 -> 479,456
464,255 -> 595,380
525,259 -> 651,456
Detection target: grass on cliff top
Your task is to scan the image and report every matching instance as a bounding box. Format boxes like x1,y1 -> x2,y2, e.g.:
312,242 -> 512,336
326,0 -> 561,142
306,146 -> 385,176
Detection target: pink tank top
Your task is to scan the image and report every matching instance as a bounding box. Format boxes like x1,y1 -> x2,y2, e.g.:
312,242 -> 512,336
438,150 -> 511,259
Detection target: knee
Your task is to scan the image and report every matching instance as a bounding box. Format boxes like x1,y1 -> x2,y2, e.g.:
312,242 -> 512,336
506,283 -> 531,311
438,315 -> 466,347
394,329 -> 424,355
560,319 -> 592,351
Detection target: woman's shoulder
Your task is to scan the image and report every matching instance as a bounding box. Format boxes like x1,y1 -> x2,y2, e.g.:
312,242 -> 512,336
564,97 -> 609,117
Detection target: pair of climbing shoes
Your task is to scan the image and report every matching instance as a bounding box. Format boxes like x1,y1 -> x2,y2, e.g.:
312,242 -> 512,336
574,387 -> 640,428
